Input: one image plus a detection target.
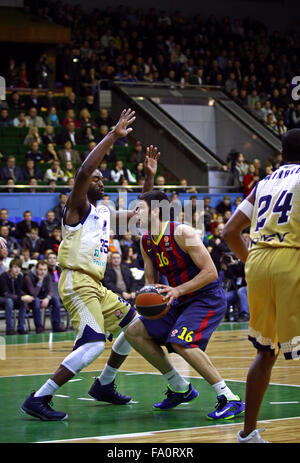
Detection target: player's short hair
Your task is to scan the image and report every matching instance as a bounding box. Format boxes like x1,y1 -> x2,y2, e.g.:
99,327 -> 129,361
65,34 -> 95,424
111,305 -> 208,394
282,129 -> 300,163
139,191 -> 174,221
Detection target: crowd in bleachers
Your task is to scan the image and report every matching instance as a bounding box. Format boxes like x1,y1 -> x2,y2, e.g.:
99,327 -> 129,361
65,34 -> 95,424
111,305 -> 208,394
4,2 -> 300,136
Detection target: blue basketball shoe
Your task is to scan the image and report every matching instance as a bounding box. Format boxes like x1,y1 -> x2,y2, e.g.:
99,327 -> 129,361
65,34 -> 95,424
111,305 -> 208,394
88,379 -> 132,405
21,392 -> 67,421
154,383 -> 199,410
207,394 -> 245,420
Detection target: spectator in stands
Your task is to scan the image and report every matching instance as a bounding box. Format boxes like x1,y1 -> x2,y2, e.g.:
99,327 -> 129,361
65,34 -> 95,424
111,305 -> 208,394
221,254 -> 249,322
81,126 -> 98,145
22,158 -> 42,182
98,124 -> 109,141
0,225 -> 21,256
44,160 -> 65,184
46,252 -> 62,303
53,192 -> 68,222
25,89 -> 41,110
203,196 -> 215,233
216,195 -> 232,216
0,208 -> 16,236
130,140 -> 144,163
79,108 -> 96,129
62,109 -> 81,128
57,140 -> 81,166
110,159 -> 137,184
207,222 -> 230,273
42,142 -> 59,164
0,155 -> 23,182
18,62 -> 30,88
291,104 -> 300,128
266,113 -> 278,134
4,178 -> 16,193
58,121 -> 82,146
28,177 -> 39,193
39,90 -> 60,110
62,161 -> 76,182
103,144 -> 116,164
42,125 -> 57,145
251,101 -> 265,120
19,247 -> 37,272
120,231 -> 140,257
81,140 -> 96,161
23,260 -> 64,333
61,91 -> 78,111
108,229 -> 122,255
44,227 -> 62,255
45,106 -> 60,127
103,251 -> 139,306
6,59 -> 19,87
8,91 -> 25,110
277,118 -> 288,137
26,107 -> 46,128
15,210 -> 39,239
0,246 -> 12,273
0,108 -> 12,127
22,227 -> 45,260
35,53 -> 53,89
99,160 -> 111,182
155,175 -> 166,191
12,111 -> 29,128
39,210 -> 60,240
243,163 -> 260,197
26,141 -> 43,163
133,162 -> 145,182
79,94 -> 97,112
24,126 -> 42,145
0,258 -> 29,334
252,158 -> 265,179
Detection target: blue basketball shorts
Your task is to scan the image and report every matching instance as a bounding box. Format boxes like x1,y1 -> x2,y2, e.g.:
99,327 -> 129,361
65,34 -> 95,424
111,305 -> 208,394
140,285 -> 227,353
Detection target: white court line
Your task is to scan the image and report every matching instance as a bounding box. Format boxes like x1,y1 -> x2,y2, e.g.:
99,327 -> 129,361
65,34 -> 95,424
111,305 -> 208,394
270,401 -> 299,405
77,397 -> 94,401
38,415 -> 300,443
55,394 -> 69,398
69,379 -> 82,382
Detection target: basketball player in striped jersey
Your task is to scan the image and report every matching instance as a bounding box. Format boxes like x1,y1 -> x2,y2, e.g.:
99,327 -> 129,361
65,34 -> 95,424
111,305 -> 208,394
21,109 -> 160,421
223,129 -> 300,443
124,190 -> 245,419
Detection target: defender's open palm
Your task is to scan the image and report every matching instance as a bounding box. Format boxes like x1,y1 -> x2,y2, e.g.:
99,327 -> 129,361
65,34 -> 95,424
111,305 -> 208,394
144,145 -> 160,177
114,108 -> 136,138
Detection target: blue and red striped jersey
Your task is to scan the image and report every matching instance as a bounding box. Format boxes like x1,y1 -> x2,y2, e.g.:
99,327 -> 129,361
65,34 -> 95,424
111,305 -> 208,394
141,221 -> 218,302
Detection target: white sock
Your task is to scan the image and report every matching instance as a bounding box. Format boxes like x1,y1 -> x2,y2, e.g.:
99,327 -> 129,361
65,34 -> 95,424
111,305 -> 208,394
163,368 -> 189,392
212,380 -> 237,400
98,364 -> 118,385
34,379 -> 59,397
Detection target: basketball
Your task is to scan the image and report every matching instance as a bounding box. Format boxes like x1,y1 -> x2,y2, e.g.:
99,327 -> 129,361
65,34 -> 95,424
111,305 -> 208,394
135,285 -> 169,320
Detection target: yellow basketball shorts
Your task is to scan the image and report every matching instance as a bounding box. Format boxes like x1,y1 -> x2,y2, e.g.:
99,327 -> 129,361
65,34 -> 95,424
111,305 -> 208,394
245,247 -> 300,360
58,269 -> 134,350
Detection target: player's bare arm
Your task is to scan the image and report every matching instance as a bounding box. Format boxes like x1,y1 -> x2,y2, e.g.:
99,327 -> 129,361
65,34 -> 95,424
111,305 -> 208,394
114,145 -> 161,223
222,189 -> 255,263
65,108 -> 136,225
156,224 -> 218,306
140,240 -> 159,285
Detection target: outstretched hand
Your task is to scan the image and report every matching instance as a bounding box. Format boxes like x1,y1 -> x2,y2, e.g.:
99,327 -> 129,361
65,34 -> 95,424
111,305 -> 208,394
144,145 -> 160,177
113,108 -> 136,138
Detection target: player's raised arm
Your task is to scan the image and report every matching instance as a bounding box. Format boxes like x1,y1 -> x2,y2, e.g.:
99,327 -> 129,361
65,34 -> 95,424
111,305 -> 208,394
115,145 -> 160,223
66,109 -> 136,214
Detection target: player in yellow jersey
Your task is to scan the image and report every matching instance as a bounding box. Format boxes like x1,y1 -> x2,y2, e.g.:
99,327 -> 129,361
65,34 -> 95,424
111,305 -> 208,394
21,109 -> 160,421
223,128 -> 300,443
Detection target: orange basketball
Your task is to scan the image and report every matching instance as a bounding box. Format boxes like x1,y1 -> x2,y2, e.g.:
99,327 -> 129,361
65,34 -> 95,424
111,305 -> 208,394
135,285 -> 169,319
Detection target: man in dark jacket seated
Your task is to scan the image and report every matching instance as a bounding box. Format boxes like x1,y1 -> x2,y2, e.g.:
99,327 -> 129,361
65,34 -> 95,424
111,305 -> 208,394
103,252 -> 140,306
23,260 -> 64,333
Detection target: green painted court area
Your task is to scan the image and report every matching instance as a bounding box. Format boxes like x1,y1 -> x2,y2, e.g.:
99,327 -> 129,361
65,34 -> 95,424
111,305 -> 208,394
1,369 -> 300,443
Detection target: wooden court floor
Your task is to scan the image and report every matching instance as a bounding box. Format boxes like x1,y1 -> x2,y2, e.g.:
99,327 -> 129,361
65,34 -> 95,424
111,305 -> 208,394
0,323 -> 299,444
